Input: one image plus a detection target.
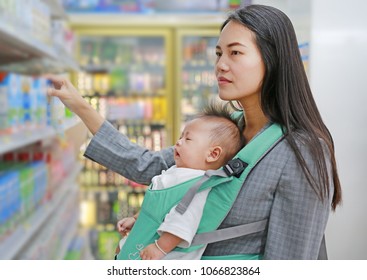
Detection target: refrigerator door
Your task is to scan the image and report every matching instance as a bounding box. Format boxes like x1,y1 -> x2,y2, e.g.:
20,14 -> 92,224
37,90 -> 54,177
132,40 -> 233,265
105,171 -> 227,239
72,27 -> 174,249
175,29 -> 221,140
75,27 -> 174,147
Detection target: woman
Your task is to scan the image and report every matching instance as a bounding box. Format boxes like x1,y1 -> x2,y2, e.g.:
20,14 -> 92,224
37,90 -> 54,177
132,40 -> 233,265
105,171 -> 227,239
47,5 -> 341,259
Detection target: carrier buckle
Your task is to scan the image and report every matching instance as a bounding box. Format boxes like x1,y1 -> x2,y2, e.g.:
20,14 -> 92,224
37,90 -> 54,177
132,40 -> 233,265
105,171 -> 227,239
223,158 -> 248,177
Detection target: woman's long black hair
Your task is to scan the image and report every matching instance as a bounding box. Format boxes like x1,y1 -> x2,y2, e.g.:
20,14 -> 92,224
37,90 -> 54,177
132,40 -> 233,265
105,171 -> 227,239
222,5 -> 341,210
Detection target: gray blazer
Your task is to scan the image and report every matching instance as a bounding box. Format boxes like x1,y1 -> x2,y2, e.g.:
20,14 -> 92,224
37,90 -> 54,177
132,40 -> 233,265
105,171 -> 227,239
84,121 -> 333,259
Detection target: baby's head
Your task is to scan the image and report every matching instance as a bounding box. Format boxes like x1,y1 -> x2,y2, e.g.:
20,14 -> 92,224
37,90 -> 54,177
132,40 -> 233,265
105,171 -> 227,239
174,102 -> 243,170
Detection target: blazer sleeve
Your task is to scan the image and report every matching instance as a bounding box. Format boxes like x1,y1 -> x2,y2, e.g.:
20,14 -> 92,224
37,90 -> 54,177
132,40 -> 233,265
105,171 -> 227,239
264,141 -> 333,259
84,120 -> 175,185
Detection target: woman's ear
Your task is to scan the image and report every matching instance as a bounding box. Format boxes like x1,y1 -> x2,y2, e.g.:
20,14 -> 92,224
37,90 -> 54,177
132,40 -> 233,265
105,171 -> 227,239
207,146 -> 222,163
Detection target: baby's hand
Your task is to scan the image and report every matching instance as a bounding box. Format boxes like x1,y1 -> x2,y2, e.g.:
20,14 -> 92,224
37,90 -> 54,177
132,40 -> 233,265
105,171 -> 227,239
140,243 -> 165,260
116,217 -> 136,236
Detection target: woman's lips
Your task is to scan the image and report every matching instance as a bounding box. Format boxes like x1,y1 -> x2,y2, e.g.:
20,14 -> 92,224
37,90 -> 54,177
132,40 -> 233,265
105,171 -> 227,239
217,77 -> 231,84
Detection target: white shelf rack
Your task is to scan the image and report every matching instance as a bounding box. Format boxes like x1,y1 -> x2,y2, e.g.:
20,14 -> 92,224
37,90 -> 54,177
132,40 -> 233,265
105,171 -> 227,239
0,117 -> 81,155
0,14 -> 78,74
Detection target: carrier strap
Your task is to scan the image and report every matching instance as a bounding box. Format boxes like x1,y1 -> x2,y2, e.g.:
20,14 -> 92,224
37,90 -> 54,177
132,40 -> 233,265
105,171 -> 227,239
191,219 -> 268,247
175,169 -> 228,215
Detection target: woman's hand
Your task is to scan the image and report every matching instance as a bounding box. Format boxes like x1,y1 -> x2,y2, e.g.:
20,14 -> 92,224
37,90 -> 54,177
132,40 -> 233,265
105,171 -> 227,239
45,74 -> 104,135
45,74 -> 87,113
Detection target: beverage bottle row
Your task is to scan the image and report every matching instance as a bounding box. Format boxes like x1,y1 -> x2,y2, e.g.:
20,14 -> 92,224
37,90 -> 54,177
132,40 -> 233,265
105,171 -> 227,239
77,69 -> 165,97
79,37 -> 165,68
0,142 -> 76,241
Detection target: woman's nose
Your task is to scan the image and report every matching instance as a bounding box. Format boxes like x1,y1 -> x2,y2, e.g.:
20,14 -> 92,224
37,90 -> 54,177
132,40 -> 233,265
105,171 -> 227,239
176,139 -> 182,146
216,60 -> 229,72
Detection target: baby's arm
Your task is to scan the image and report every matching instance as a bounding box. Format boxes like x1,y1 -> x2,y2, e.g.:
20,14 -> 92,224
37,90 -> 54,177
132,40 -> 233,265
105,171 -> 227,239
140,189 -> 211,260
140,232 -> 182,260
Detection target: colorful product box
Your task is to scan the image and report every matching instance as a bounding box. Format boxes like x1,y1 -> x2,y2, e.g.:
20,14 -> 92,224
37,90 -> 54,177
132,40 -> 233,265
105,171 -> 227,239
0,76 -> 8,134
0,73 -> 22,134
32,77 -> 48,128
0,166 -> 21,237
20,75 -> 40,130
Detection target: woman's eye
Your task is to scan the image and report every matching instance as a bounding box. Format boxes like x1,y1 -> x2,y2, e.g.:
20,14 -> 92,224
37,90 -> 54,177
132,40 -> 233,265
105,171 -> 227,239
231,50 -> 241,55
215,52 -> 222,57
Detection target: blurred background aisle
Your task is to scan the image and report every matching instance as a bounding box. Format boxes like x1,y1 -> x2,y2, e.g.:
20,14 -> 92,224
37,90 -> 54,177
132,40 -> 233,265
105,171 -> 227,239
0,0 -> 366,260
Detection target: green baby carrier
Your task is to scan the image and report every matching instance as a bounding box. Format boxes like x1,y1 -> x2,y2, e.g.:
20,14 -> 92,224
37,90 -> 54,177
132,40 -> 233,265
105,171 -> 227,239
116,122 -> 285,260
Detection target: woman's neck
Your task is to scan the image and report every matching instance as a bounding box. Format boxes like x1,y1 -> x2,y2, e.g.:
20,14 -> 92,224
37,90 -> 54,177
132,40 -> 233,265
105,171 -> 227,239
240,99 -> 269,143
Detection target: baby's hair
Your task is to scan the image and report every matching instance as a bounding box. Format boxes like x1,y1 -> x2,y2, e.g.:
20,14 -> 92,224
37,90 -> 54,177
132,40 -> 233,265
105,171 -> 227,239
196,101 -> 244,164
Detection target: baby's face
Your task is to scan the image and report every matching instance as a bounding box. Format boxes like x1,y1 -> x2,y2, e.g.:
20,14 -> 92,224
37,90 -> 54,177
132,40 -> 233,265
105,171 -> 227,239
174,118 -> 213,170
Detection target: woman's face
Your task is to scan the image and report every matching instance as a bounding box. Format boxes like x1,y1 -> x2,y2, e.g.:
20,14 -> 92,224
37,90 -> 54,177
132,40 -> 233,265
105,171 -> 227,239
215,20 -> 265,104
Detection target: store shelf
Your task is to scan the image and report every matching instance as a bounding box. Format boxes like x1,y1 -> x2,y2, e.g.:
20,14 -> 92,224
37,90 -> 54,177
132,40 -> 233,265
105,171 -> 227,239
0,19 -> 55,65
54,209 -> 80,260
0,17 -> 79,74
0,163 -> 82,260
0,56 -> 80,75
0,117 -> 81,155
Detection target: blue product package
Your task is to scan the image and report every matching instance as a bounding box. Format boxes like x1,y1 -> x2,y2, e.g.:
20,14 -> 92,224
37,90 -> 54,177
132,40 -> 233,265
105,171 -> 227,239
0,77 -> 8,133
46,79 -> 52,126
31,161 -> 47,206
1,73 -> 21,133
33,77 -> 48,128
20,75 -> 32,129
0,174 -> 5,233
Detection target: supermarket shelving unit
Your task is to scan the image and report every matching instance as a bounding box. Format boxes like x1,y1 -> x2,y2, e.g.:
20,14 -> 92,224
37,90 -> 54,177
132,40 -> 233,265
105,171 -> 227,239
0,0 -> 88,259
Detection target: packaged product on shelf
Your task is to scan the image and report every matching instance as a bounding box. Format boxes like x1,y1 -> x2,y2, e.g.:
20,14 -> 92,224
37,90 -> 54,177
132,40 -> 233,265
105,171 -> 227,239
17,153 -> 35,214
110,68 -> 128,94
20,75 -> 36,131
106,169 -> 117,186
19,152 -> 47,216
0,74 -> 8,134
51,19 -> 66,50
0,73 -> 22,134
1,152 -> 34,221
79,39 -> 97,66
32,149 -> 52,201
31,0 -> 51,45
0,168 -> 20,240
96,191 -> 112,224
28,158 -> 48,207
115,190 -> 128,219
32,77 -> 48,128
100,39 -> 118,65
46,91 -> 66,130
80,192 -> 97,227
152,96 -> 167,121
93,73 -> 110,95
111,192 -> 121,222
97,230 -> 120,260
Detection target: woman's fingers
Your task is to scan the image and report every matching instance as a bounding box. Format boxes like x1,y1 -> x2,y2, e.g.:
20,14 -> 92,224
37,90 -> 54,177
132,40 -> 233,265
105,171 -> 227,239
47,86 -> 61,97
43,73 -> 66,89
